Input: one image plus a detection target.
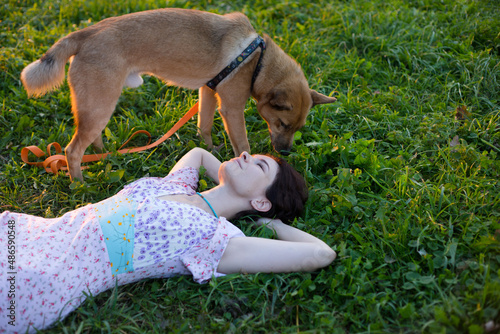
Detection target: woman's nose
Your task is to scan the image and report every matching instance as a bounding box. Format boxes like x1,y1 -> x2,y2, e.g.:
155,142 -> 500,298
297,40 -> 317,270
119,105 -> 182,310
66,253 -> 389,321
240,151 -> 250,163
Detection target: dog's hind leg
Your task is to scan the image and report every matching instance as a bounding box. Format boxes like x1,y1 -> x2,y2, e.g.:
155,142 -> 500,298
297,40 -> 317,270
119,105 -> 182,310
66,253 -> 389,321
84,73 -> 144,153
197,85 -> 218,150
65,64 -> 124,181
91,135 -> 104,153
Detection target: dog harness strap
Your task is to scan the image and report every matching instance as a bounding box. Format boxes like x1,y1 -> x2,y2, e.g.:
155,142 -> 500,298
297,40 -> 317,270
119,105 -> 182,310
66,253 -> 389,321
250,37 -> 266,91
206,36 -> 266,91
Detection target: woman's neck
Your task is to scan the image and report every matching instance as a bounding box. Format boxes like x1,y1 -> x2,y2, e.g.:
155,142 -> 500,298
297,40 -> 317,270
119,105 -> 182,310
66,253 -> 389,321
199,185 -> 251,220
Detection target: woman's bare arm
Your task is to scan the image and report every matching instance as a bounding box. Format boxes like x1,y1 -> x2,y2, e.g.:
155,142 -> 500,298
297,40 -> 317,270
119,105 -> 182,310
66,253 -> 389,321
169,147 -> 221,183
217,219 -> 336,274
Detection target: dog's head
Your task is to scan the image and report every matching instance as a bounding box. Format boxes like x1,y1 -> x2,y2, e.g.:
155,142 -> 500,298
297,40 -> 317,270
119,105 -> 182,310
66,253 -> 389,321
257,85 -> 336,154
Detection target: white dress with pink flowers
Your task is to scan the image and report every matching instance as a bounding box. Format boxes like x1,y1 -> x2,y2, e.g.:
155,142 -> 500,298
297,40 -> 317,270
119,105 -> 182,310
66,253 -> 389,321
0,167 -> 244,333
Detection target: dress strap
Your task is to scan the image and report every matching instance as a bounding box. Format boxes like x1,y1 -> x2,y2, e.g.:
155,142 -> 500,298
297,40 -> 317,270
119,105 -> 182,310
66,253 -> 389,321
196,192 -> 218,218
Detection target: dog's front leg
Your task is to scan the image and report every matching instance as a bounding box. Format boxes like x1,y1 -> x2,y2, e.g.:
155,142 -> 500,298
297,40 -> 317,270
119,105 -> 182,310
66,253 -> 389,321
197,86 -> 218,150
217,93 -> 251,156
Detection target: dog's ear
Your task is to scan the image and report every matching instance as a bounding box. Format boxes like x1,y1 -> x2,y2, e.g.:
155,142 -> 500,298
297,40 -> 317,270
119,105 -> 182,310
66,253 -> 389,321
310,89 -> 337,107
269,89 -> 293,111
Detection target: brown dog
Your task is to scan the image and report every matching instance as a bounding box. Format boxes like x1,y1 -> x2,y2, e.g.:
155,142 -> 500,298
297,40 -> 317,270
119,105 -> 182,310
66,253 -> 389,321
21,8 -> 336,181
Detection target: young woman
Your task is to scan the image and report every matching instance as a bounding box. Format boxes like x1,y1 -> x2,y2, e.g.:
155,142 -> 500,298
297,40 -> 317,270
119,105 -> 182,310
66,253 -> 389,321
0,148 -> 336,333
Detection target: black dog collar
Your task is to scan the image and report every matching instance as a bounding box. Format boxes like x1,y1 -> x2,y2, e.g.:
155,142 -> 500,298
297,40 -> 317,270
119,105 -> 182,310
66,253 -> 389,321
206,36 -> 266,92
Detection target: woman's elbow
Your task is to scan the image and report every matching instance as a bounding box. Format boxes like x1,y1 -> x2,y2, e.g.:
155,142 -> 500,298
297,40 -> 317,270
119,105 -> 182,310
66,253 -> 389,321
318,247 -> 336,269
303,246 -> 336,272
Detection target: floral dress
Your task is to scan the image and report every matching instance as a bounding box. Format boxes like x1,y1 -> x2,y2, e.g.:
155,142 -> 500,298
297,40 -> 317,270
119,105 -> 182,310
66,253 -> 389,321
0,167 -> 245,333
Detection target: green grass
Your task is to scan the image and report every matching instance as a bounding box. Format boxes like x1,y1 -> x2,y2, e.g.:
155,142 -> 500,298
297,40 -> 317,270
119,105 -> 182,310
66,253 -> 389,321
1,0 -> 500,332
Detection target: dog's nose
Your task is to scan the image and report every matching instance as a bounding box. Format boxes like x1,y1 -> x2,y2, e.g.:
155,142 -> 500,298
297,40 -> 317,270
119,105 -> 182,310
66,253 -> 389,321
279,150 -> 291,156
272,138 -> 292,156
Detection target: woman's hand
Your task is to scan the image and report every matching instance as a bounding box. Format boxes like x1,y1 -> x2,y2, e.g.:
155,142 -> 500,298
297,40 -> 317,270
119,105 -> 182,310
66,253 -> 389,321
255,217 -> 278,227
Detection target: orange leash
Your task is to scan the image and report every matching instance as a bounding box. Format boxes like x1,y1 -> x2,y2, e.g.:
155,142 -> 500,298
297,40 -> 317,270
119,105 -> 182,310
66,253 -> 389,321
21,101 -> 200,176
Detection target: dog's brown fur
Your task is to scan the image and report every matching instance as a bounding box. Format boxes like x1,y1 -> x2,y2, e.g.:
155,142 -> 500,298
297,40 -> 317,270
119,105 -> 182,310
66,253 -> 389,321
21,8 -> 336,181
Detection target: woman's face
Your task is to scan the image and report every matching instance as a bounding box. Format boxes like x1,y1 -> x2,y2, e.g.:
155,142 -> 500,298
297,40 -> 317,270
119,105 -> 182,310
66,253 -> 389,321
219,152 -> 279,200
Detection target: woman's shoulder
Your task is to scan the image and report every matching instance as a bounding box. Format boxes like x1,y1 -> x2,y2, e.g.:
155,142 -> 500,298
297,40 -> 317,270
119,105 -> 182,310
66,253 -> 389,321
117,167 -> 199,200
164,166 -> 199,187
123,167 -> 198,189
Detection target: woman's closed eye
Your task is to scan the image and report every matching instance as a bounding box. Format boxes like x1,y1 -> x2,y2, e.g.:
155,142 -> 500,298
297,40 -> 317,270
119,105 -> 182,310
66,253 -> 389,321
258,159 -> 269,172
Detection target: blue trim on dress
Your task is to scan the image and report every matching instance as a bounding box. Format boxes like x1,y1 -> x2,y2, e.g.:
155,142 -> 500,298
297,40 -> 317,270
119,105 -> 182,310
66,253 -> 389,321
93,193 -> 136,277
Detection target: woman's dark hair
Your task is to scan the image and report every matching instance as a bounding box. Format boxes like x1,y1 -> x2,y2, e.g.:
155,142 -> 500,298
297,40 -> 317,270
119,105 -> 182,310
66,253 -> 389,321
233,156 -> 309,224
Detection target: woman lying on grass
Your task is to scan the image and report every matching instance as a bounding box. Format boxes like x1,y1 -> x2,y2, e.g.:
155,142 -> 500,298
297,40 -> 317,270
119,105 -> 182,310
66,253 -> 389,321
0,148 -> 336,333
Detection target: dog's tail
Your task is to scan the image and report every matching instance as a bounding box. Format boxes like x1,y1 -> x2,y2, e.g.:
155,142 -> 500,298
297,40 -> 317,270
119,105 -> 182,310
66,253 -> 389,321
21,32 -> 82,97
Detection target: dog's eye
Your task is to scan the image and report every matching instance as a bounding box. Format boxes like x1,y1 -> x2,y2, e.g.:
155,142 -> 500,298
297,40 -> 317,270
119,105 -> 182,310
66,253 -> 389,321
272,103 -> 292,111
279,119 -> 289,129
270,98 -> 292,111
